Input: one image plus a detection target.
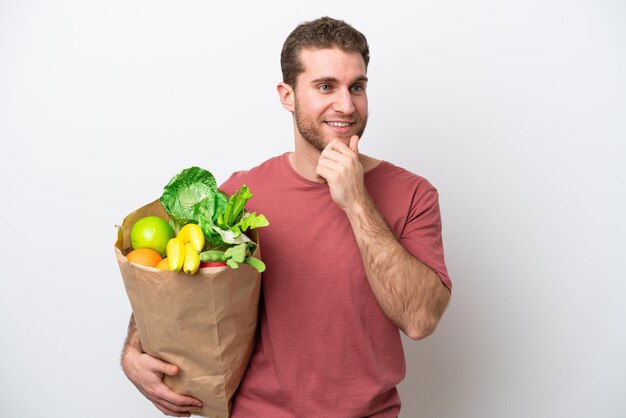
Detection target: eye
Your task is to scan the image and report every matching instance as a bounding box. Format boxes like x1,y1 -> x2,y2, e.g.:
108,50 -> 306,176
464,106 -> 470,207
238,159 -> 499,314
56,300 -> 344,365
319,84 -> 332,92
350,84 -> 365,94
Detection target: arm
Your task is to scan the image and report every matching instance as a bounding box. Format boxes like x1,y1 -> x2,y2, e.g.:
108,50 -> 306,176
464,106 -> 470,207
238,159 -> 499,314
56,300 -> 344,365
343,192 -> 450,340
316,137 -> 450,340
121,315 -> 203,417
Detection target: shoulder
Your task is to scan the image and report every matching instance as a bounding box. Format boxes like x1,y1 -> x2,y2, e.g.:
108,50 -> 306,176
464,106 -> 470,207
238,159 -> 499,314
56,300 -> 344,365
368,160 -> 437,198
219,154 -> 287,195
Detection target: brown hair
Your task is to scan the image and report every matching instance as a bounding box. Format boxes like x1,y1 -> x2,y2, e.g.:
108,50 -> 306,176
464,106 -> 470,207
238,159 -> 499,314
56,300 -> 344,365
280,16 -> 370,88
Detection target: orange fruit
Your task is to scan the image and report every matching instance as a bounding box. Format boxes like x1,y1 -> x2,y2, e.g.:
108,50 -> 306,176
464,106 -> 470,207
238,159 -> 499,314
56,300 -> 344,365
155,258 -> 169,270
127,248 -> 162,267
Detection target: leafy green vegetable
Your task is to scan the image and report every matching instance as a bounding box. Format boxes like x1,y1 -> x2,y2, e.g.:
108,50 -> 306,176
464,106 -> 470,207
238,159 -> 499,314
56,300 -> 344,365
199,244 -> 267,273
160,166 -> 227,236
160,166 -> 269,273
217,185 -> 269,239
220,186 -> 251,228
243,256 -> 266,273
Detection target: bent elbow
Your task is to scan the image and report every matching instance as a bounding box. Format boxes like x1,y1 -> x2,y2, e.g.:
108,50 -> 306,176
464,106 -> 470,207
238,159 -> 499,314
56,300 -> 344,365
405,284 -> 450,340
404,319 -> 439,341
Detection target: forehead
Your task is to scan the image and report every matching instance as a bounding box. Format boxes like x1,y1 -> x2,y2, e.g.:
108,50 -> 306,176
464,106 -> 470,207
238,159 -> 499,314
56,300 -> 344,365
297,47 -> 367,81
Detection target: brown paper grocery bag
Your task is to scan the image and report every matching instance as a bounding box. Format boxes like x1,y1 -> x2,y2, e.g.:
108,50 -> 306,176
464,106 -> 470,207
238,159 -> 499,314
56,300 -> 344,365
115,199 -> 261,418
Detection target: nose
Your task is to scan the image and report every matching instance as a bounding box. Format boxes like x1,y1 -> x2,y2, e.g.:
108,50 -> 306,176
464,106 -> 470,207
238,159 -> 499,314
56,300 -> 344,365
332,88 -> 356,114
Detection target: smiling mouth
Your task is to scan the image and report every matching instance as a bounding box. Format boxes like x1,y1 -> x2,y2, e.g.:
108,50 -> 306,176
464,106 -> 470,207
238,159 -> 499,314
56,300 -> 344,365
326,121 -> 353,127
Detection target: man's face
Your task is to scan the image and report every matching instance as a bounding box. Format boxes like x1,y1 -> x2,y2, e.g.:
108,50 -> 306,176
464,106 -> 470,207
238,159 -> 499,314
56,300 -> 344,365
292,48 -> 369,152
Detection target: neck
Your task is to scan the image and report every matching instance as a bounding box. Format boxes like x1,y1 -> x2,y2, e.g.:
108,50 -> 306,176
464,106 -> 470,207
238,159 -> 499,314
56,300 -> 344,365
289,140 -> 323,182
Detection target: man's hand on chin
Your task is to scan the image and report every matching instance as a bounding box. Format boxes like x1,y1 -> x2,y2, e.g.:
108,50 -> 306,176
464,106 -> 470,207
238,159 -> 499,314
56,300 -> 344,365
315,135 -> 368,212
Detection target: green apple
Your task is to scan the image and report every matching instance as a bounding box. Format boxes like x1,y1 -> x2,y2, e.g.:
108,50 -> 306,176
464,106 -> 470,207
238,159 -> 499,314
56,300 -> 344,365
130,216 -> 174,256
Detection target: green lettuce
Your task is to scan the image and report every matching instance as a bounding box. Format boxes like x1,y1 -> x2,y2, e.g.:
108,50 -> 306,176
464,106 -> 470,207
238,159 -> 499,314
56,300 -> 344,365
159,166 -> 268,269
159,166 -> 227,239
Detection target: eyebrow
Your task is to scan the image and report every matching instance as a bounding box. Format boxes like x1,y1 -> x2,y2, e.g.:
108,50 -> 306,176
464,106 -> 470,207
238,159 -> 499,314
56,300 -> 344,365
310,76 -> 369,85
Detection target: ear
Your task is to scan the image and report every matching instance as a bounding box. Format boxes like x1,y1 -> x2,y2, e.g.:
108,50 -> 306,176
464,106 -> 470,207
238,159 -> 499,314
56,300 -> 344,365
277,82 -> 295,112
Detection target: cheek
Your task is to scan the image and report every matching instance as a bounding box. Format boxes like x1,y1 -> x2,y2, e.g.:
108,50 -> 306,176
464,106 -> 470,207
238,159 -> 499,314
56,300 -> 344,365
357,96 -> 368,113
297,93 -> 325,114
307,102 -> 332,119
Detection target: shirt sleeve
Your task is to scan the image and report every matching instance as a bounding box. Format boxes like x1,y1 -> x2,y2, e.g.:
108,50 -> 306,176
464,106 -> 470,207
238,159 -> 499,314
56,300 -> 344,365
399,188 -> 452,291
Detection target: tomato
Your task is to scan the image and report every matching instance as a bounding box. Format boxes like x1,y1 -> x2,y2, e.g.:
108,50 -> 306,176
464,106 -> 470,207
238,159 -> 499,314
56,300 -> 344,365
200,261 -> 228,268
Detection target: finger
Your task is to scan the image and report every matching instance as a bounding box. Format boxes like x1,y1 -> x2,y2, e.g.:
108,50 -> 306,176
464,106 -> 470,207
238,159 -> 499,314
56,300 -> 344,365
144,377 -> 203,409
155,396 -> 203,415
322,138 -> 358,162
316,157 -> 342,178
159,388 -> 203,409
144,355 -> 179,377
319,147 -> 353,167
349,135 -> 359,153
318,152 -> 355,178
324,139 -> 352,154
161,364 -> 179,377
153,402 -> 192,417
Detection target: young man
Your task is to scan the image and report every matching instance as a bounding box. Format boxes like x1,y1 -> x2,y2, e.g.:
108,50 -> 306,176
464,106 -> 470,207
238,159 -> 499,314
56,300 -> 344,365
122,16 -> 451,417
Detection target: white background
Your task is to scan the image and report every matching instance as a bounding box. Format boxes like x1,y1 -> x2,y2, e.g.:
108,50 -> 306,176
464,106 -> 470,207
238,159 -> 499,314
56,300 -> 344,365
1,1 -> 625,417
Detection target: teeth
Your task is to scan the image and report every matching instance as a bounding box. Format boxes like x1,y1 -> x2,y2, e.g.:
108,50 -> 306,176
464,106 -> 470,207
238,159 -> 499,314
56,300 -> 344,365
327,121 -> 351,127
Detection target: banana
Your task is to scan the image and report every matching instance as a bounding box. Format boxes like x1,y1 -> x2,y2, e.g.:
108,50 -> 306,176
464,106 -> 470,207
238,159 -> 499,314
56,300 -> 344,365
166,237 -> 185,272
183,242 -> 200,275
164,225 -> 204,275
177,224 -> 205,253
